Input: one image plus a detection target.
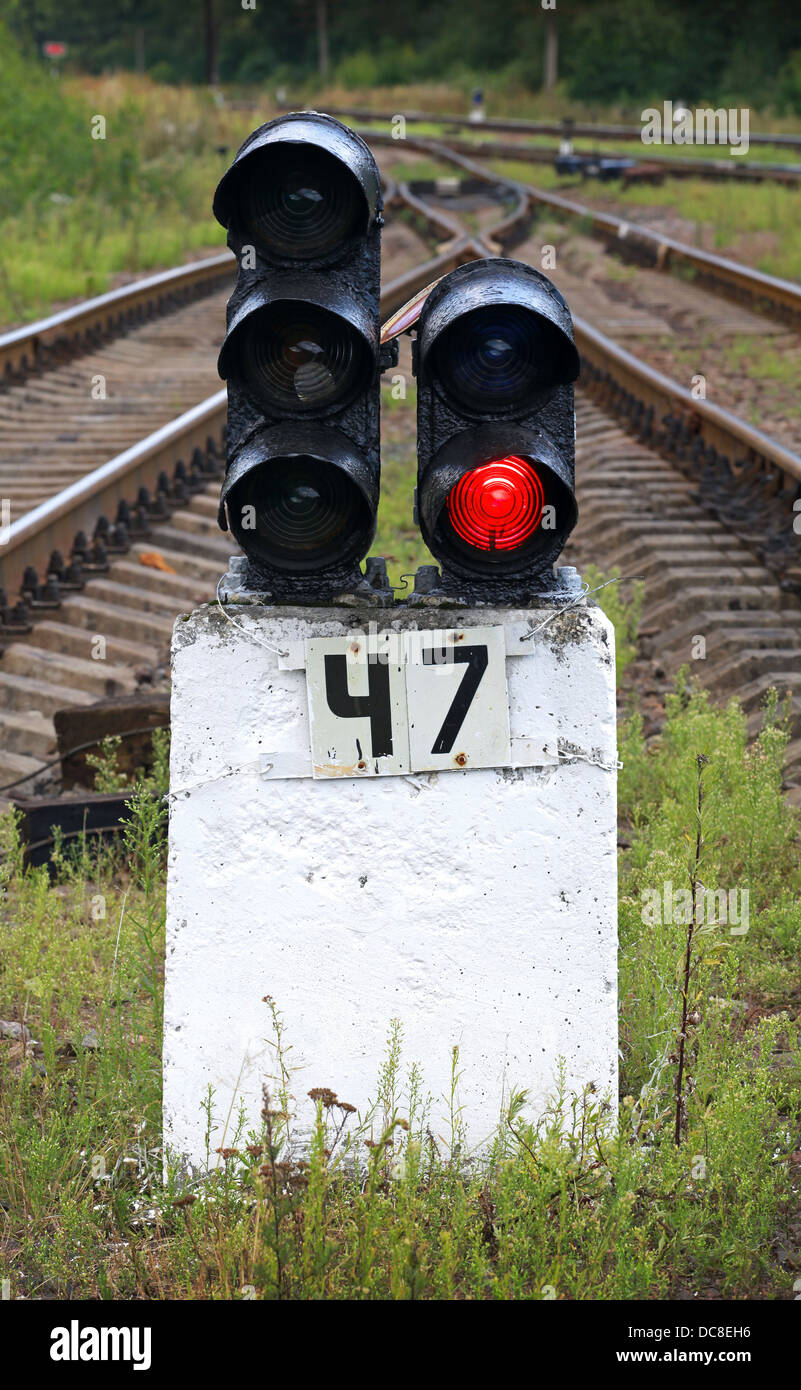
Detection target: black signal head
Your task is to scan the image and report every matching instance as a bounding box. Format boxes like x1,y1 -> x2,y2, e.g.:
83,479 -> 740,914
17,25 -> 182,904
418,258 -> 579,412
214,113 -> 383,598
416,259 -> 580,599
213,111 -> 381,267
219,424 -> 377,577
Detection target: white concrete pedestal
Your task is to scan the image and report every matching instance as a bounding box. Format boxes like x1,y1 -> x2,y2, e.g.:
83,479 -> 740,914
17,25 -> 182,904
164,598 -> 618,1171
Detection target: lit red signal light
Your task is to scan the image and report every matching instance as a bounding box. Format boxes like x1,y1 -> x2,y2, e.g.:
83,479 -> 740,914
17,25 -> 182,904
445,455 -> 545,553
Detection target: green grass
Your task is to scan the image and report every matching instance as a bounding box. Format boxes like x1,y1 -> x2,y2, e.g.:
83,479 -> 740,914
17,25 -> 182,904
0,199 -> 223,324
354,112 -> 801,166
1,578 -> 799,1300
386,158 -> 456,182
0,36 -> 254,326
721,335 -> 800,385
375,381 -> 433,589
490,157 -> 801,284
656,330 -> 801,430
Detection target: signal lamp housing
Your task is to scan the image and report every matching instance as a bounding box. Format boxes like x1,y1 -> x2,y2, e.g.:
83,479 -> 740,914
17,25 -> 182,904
218,424 -> 377,576
217,284 -> 379,417
415,259 -> 580,599
212,112 -> 380,267
214,113 -> 385,596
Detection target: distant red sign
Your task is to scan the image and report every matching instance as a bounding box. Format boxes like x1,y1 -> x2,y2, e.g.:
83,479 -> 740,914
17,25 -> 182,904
43,41 -> 68,58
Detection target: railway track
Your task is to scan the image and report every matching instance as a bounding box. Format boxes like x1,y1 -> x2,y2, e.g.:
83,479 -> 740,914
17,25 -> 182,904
321,104 -> 801,153
1,152 -> 800,805
0,220 -> 438,794
321,105 -> 801,183
0,254 -> 234,384
371,130 -> 801,330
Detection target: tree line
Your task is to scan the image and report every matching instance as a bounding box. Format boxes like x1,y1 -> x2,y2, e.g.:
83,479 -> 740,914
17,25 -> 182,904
4,0 -> 801,112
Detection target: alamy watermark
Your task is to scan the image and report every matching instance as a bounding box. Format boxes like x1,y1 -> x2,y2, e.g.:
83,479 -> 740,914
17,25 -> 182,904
50,1321 -> 151,1370
641,101 -> 749,157
345,623 -> 475,669
641,879 -> 749,935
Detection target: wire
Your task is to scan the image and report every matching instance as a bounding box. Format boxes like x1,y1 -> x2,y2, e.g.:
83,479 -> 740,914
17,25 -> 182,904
215,577 -> 289,658
0,725 -> 171,797
520,575 -> 642,641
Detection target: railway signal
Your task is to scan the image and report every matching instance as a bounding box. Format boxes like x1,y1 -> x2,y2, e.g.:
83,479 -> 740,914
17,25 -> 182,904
213,112 -> 391,597
414,258 -> 580,600
166,126 -> 619,1168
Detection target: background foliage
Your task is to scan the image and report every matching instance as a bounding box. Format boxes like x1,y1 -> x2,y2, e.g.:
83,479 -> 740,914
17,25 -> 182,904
4,0 -> 801,112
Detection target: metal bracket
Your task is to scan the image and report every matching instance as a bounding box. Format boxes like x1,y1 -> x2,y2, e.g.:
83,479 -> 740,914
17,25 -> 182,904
379,339 -> 400,372
218,560 -> 587,614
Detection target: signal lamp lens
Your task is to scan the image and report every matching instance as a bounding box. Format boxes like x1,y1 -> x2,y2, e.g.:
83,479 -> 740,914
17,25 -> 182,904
446,456 -> 545,552
228,456 -> 371,571
239,146 -> 364,260
238,303 -> 368,413
433,306 -> 559,411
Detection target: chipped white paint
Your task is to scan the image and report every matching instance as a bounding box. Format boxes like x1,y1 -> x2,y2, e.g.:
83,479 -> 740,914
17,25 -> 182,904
164,600 -> 618,1170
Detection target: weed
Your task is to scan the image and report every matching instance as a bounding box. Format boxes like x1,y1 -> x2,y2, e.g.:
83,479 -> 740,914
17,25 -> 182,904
489,158 -> 801,284
85,736 -> 127,794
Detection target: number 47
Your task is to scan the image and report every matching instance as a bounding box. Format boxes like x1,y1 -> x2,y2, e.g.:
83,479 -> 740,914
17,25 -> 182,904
324,643 -> 489,758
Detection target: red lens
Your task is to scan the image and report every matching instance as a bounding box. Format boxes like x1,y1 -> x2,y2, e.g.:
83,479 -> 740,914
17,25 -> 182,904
445,456 -> 545,552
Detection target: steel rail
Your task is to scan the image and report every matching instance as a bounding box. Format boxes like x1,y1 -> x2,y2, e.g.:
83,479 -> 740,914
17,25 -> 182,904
426,134 -> 801,321
368,129 -> 801,327
0,174 -> 408,606
2,229 -> 466,608
0,391 -> 226,602
0,252 -> 234,380
572,318 -> 801,488
404,129 -> 801,184
388,179 -> 474,244
380,243 -> 477,319
388,174 -> 530,253
358,121 -> 801,186
320,104 -> 801,153
0,173 -> 407,381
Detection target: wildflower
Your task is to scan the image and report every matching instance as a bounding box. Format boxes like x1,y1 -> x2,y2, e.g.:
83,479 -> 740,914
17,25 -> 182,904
308,1087 -> 338,1107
